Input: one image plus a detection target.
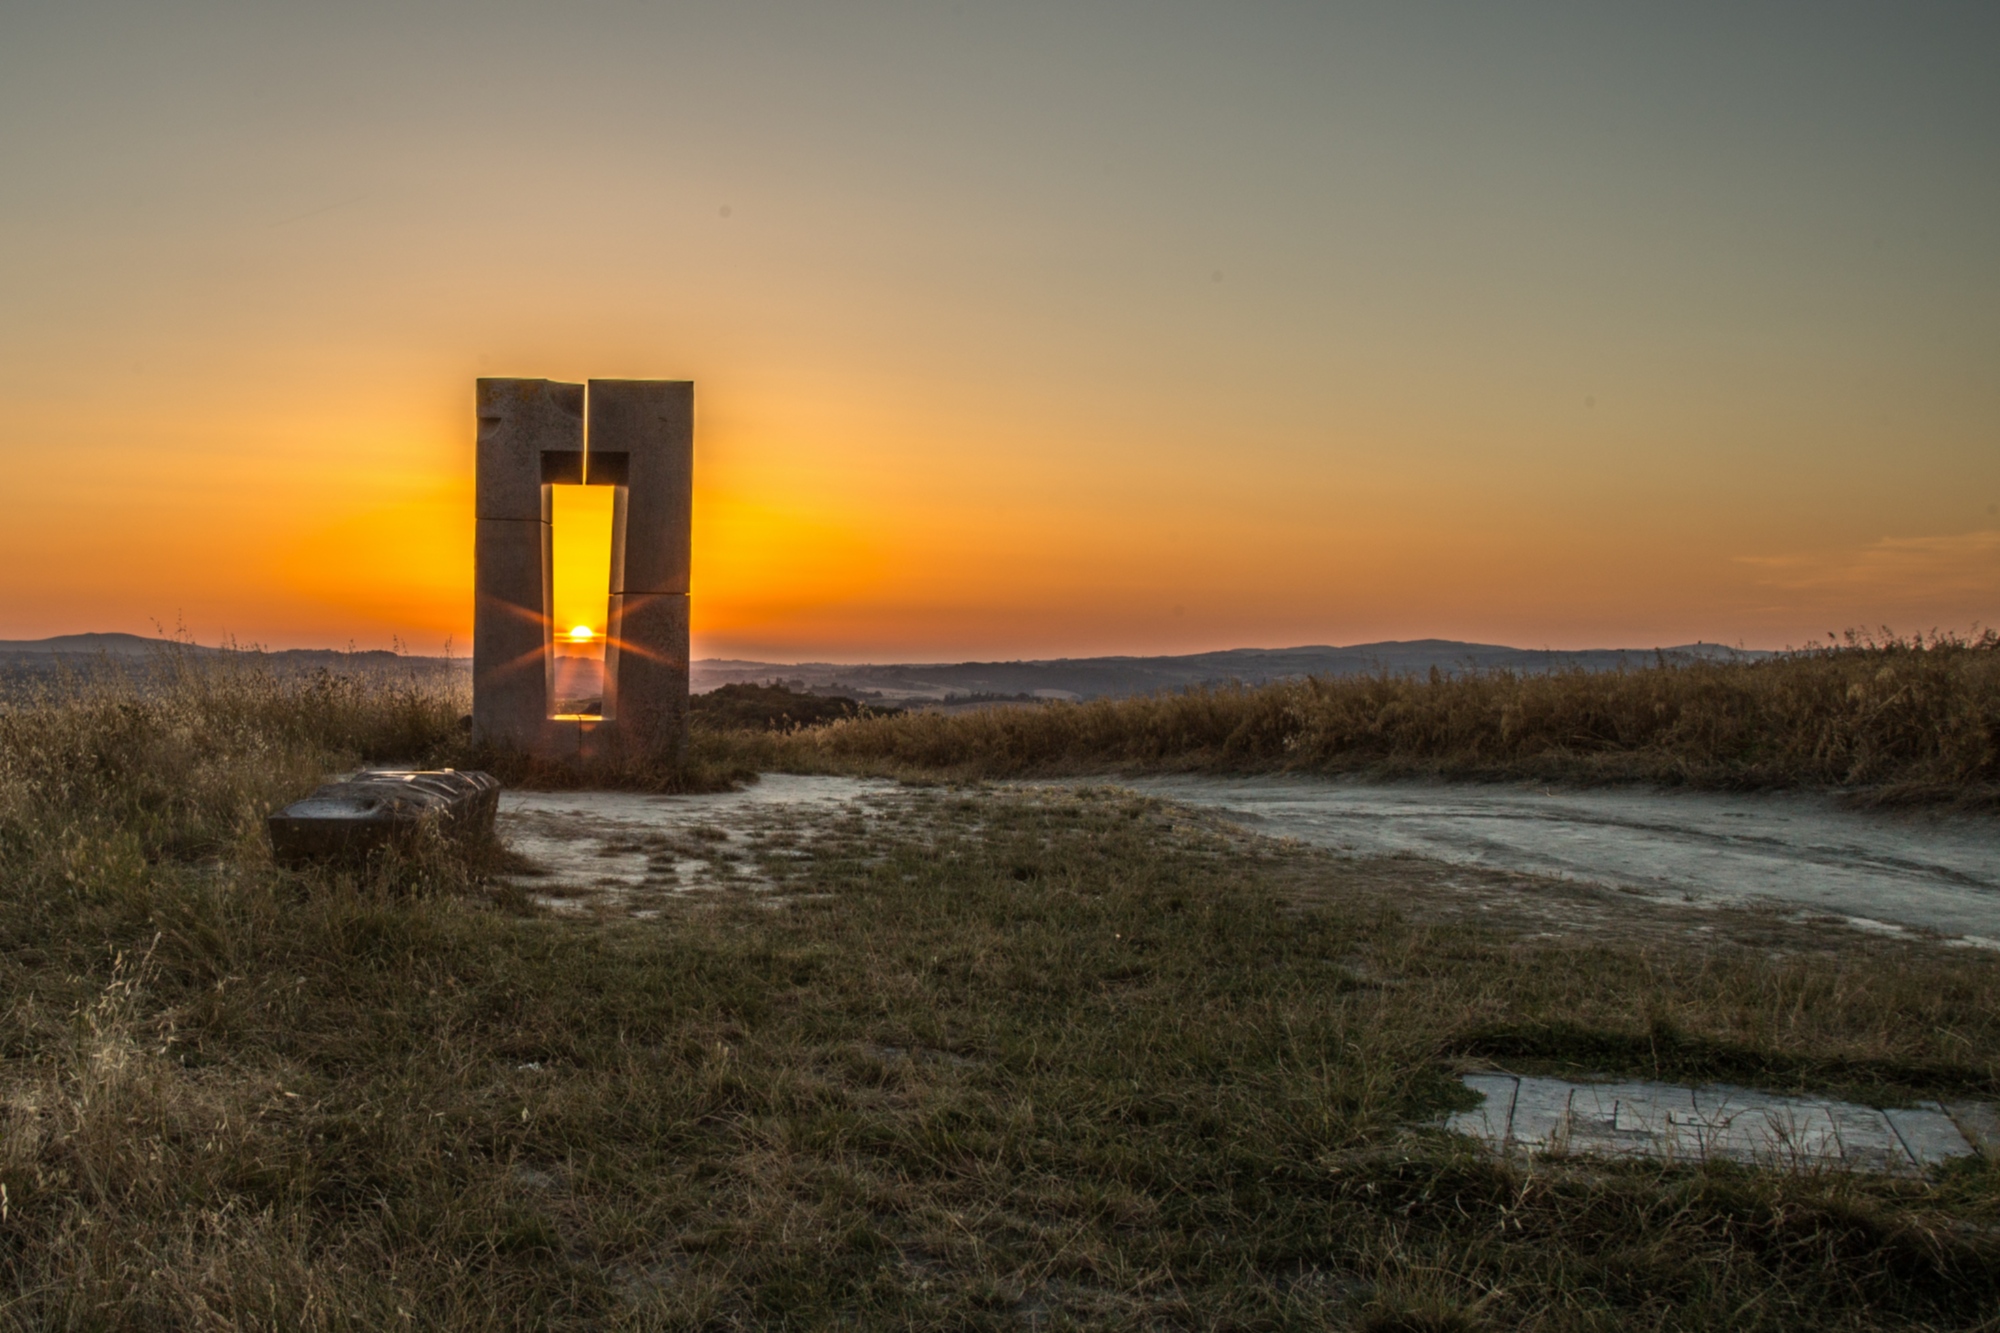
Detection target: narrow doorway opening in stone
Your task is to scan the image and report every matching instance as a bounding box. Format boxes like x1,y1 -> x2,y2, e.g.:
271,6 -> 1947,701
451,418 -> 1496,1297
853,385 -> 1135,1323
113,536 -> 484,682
549,482 -> 616,719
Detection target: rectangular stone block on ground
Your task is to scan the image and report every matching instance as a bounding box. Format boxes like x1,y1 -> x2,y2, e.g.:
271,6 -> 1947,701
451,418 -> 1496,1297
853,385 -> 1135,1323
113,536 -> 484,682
1505,1077 -> 1578,1150
268,770 -> 501,867
1668,1085 -> 1837,1166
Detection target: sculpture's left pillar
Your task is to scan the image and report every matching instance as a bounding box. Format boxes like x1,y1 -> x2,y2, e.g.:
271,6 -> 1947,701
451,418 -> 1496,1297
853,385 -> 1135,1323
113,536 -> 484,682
472,378 -> 583,750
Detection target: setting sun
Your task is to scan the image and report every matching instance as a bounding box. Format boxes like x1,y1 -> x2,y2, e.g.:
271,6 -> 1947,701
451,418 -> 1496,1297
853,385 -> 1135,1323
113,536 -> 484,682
0,3 -> 1991,661
549,484 -> 616,648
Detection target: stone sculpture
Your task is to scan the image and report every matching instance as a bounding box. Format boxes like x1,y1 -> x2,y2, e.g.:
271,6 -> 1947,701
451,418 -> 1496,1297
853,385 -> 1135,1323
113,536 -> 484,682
267,769 -> 501,866
472,378 -> 692,763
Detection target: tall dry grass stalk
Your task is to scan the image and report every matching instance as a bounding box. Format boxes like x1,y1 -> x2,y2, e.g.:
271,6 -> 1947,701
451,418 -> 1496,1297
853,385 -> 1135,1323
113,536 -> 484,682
0,645 -> 470,862
784,634 -> 2000,799
0,649 -> 507,1324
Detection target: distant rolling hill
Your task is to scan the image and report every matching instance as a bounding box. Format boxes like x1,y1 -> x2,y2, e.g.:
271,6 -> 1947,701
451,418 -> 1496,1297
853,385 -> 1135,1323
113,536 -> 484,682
0,634 -> 456,683
1,634 -> 1768,703
690,640 -> 1769,703
0,632 -> 201,656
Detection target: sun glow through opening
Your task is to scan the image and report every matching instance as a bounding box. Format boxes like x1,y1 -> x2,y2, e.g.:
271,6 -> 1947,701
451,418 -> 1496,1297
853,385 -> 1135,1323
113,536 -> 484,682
550,484 -> 615,718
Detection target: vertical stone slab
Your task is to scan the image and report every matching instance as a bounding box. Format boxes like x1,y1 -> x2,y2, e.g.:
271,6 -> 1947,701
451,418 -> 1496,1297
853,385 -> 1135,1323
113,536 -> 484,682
592,381 -> 692,595
473,378 -> 583,749
477,378 -> 583,520
603,592 -> 690,760
473,517 -> 548,748
591,380 -> 693,761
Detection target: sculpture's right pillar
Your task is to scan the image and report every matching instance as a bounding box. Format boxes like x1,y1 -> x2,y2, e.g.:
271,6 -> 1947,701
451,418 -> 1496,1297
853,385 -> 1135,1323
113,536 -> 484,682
592,380 -> 693,761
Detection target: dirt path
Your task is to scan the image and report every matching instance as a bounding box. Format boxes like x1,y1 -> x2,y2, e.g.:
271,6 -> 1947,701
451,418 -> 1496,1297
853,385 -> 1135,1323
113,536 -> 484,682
1118,776 -> 2000,947
498,775 -> 905,913
496,773 -> 2000,947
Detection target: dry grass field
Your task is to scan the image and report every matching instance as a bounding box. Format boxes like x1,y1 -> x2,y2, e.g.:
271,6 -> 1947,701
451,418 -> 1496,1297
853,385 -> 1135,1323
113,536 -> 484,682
773,633 -> 2000,805
1,644 -> 1997,1328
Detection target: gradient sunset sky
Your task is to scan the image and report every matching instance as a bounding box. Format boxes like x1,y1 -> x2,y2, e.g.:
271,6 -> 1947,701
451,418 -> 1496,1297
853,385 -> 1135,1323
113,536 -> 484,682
2,1 -> 1994,659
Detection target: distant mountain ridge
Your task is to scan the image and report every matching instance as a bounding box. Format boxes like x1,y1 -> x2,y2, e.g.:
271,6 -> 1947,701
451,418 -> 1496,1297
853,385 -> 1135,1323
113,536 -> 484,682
0,633 -> 431,668
0,633 -> 1768,703
0,632 -> 197,656
693,640 -> 1769,702
0,634 -> 454,687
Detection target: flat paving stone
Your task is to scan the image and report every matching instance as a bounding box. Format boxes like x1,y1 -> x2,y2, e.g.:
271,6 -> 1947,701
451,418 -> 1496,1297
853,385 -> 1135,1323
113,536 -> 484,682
1944,1101 -> 2000,1156
1446,1073 -> 1983,1174
1455,1073 -> 1519,1144
1884,1104 -> 1977,1166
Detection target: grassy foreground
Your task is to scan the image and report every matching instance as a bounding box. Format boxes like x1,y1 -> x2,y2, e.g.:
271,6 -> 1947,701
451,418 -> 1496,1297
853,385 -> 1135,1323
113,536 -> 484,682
1,654 -> 1999,1328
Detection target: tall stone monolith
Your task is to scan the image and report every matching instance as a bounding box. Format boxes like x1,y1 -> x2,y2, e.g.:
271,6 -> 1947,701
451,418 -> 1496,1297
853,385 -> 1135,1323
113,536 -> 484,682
471,377 -> 692,764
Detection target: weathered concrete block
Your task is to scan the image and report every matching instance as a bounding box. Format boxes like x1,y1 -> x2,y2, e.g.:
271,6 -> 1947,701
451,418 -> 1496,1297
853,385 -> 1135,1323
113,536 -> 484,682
605,592 -> 689,759
591,380 -> 692,594
1447,1074 -> 1519,1147
473,377 -> 693,765
472,518 -> 553,749
476,379 -> 583,520
473,378 -> 578,751
268,770 -> 501,867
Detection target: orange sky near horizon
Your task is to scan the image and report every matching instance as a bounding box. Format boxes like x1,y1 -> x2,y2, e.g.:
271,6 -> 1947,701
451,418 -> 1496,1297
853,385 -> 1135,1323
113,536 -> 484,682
1,3 -> 1995,662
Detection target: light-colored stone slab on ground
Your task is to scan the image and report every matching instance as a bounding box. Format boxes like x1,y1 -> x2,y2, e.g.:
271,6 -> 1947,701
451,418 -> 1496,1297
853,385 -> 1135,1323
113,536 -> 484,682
1944,1101 -> 2000,1158
1446,1074 -> 1980,1174
1885,1105 -> 1982,1168
1454,1074 -> 1519,1145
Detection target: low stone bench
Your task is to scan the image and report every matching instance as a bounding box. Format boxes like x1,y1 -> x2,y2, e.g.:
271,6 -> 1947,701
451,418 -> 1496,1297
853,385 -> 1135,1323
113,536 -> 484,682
267,769 -> 501,867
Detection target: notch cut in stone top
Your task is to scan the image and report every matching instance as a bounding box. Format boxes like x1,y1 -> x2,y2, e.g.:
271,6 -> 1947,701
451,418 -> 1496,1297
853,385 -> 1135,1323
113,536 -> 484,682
590,379 -> 691,595
476,378 -> 585,521
538,450 -> 629,485
540,450 -> 585,485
